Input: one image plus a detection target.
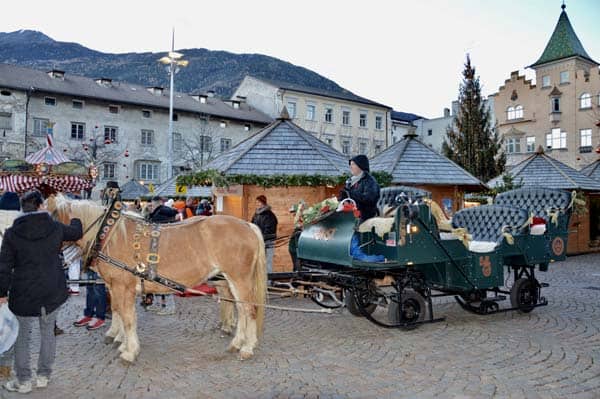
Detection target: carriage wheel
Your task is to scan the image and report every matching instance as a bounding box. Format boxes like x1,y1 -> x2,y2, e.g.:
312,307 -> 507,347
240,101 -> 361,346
387,289 -> 426,329
344,288 -> 376,317
510,278 -> 539,313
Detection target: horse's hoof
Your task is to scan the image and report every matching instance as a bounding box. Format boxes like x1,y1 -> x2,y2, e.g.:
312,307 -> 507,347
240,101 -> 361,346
120,352 -> 135,364
227,343 -> 240,353
104,336 -> 114,345
239,351 -> 253,360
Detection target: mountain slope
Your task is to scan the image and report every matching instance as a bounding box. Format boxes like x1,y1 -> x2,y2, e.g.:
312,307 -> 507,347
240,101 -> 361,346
0,30 -> 347,98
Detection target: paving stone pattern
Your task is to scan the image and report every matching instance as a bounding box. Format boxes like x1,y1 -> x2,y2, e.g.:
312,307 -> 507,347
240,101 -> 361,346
2,254 -> 600,398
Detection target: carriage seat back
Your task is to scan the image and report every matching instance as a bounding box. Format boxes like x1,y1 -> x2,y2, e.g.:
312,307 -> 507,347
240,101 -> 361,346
494,187 -> 572,223
377,186 -> 431,216
452,205 -> 529,243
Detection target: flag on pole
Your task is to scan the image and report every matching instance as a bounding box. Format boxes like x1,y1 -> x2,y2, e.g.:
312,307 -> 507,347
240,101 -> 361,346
46,122 -> 55,147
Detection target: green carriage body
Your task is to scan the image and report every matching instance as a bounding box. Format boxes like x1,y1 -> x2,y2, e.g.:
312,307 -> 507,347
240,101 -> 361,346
297,187 -> 572,295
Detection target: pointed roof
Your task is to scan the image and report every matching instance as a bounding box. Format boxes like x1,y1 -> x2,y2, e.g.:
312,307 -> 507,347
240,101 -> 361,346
488,148 -> 600,191
370,133 -> 486,190
119,179 -> 150,200
25,145 -> 70,165
530,5 -> 598,68
580,157 -> 600,182
206,119 -> 349,176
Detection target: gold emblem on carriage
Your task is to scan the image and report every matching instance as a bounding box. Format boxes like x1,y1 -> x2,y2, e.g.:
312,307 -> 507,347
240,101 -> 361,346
150,230 -> 161,238
479,256 -> 492,277
312,227 -> 336,241
147,253 -> 160,263
551,237 -> 564,256
111,210 -> 120,219
106,218 -> 115,226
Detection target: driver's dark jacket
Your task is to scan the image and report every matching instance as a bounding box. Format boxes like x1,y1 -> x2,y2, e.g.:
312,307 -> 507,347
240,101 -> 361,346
339,173 -> 380,222
0,211 -> 83,317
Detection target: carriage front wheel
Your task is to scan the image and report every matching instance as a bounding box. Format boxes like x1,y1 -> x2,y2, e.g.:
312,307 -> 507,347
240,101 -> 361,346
344,288 -> 377,317
387,289 -> 426,329
510,277 -> 539,313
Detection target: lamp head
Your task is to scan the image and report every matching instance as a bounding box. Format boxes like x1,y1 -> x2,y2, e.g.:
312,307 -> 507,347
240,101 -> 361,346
168,51 -> 183,59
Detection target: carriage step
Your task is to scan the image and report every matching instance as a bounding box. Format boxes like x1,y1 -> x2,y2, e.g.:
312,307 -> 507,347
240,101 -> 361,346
487,295 -> 506,302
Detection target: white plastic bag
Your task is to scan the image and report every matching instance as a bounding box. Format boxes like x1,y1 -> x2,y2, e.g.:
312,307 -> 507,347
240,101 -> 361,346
0,304 -> 18,354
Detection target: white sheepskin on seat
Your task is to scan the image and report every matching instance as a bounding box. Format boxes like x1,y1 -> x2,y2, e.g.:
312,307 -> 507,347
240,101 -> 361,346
468,240 -> 498,253
357,217 -> 395,238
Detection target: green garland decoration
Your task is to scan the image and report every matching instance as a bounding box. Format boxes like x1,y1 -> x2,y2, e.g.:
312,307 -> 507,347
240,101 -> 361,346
177,169 -> 392,188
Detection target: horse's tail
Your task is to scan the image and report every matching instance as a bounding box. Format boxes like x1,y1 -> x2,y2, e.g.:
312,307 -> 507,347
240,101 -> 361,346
248,223 -> 267,336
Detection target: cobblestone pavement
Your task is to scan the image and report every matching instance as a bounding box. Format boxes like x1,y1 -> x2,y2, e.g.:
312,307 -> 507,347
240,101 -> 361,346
2,253 -> 600,399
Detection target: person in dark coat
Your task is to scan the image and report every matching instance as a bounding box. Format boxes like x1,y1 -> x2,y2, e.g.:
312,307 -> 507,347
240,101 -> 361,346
251,195 -> 278,274
0,190 -> 83,392
147,196 -> 177,223
339,154 -> 381,222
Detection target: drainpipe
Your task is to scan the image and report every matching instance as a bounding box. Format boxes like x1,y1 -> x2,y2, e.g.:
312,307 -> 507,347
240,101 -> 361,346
23,87 -> 34,158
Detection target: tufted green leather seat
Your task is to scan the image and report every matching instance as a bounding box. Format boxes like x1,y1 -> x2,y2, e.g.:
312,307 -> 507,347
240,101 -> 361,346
494,187 -> 572,221
451,205 -> 529,243
377,186 -> 431,216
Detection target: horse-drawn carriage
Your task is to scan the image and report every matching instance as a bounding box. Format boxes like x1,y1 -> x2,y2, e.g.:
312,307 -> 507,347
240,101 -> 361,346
281,186 -> 573,328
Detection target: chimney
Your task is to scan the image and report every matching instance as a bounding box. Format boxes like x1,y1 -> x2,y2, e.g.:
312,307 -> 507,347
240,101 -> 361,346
207,90 -> 215,98
47,69 -> 65,80
191,94 -> 208,103
236,95 -> 247,102
146,86 -> 164,96
443,108 -> 450,117
95,77 -> 112,87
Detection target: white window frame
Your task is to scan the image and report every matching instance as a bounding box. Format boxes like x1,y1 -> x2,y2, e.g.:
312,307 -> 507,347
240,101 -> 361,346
172,132 -> 182,152
324,107 -> 333,123
286,101 -> 297,118
359,112 -> 367,128
559,71 -> 569,84
141,129 -> 154,146
515,105 -> 523,119
199,135 -> 212,152
342,110 -> 351,126
102,162 -> 117,180
580,93 -> 592,109
505,137 -> 521,154
358,141 -> 368,155
526,136 -> 535,153
541,75 -> 551,88
72,100 -> 84,109
507,106 -> 515,120
220,138 -> 232,152
552,97 -> 560,113
137,162 -> 160,181
580,129 -> 592,147
375,115 -> 383,131
104,126 -> 118,143
341,139 -> 351,155
306,104 -> 315,121
33,118 -> 49,137
0,112 -> 12,130
70,122 -> 85,140
546,128 -> 567,149
44,97 -> 56,106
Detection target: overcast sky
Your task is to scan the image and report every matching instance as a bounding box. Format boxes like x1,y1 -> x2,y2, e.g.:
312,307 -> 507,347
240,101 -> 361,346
4,0 -> 600,118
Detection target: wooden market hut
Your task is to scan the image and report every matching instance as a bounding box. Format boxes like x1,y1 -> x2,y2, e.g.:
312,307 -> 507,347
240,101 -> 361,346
580,156 -> 600,249
370,132 -> 486,216
200,110 -> 349,271
119,179 -> 150,201
488,147 -> 600,254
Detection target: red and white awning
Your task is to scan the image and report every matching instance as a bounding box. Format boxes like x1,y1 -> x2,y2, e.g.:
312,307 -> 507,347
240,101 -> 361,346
0,175 -> 94,194
25,146 -> 70,165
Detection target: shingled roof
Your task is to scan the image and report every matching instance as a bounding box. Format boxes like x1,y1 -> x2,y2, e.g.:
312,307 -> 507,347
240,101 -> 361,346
119,179 -> 150,200
488,147 -> 600,191
530,5 -> 598,68
0,63 -> 272,125
205,112 -> 349,176
580,158 -> 600,182
370,133 -> 486,190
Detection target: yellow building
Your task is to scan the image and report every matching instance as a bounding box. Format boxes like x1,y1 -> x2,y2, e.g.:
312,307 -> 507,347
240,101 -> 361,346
492,5 -> 600,169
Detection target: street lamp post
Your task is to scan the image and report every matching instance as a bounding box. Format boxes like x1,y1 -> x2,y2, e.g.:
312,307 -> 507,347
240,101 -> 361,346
159,29 -> 188,180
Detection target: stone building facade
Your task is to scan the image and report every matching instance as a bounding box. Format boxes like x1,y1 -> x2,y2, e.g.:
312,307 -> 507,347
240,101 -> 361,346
491,5 -> 600,169
232,75 -> 392,157
0,64 -> 271,195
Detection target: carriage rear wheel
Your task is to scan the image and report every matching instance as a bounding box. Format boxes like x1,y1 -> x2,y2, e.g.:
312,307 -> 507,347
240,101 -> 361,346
510,277 -> 539,313
387,289 -> 426,329
344,288 -> 377,317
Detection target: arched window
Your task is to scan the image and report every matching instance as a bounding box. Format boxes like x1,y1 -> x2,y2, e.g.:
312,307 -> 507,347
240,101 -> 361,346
515,105 -> 523,119
507,106 -> 515,120
580,93 -> 592,109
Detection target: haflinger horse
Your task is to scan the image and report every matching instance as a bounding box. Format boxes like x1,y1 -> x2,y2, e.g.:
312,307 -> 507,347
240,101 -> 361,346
47,193 -> 267,363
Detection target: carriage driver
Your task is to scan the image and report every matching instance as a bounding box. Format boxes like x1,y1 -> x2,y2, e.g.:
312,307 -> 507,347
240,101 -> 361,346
339,154 -> 380,223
